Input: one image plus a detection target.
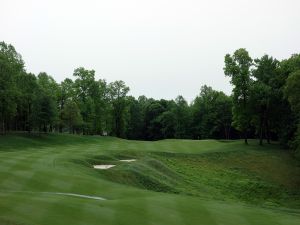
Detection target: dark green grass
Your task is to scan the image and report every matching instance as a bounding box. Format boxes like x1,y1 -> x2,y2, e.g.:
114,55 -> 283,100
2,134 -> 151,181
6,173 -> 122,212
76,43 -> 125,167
89,149 -> 300,208
0,134 -> 299,225
154,150 -> 300,207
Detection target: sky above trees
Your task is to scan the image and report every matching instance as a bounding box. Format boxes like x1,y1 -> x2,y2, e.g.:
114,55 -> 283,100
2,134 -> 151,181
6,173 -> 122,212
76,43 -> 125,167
1,0 -> 300,101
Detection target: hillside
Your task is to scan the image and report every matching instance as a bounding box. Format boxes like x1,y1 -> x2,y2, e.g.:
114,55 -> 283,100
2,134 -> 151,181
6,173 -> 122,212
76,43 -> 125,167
0,134 -> 299,225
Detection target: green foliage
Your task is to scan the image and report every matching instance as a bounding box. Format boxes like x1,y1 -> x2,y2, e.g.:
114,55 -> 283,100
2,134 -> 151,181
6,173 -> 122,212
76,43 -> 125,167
15,72 -> 38,132
285,70 -> 300,114
56,78 -> 73,132
144,101 -> 165,140
37,72 -> 60,99
62,99 -> 83,133
73,67 -> 97,134
0,41 -> 236,140
279,54 -> 300,85
191,86 -> 232,139
108,80 -> 130,137
275,56 -> 300,146
159,111 -> 176,138
250,55 -> 279,145
1,41 -> 300,153
174,96 -> 192,138
31,93 -> 57,132
0,42 -> 24,133
125,96 -> 144,139
285,70 -> 300,156
224,49 -> 252,143
28,73 -> 59,132
252,55 -> 279,85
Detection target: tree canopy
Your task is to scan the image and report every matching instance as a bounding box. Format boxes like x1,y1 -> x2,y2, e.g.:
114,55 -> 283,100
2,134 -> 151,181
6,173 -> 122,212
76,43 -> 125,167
1,41 -> 300,156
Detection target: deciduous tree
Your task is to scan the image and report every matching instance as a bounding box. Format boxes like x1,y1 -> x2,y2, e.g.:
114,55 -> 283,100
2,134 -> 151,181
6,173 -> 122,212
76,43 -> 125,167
224,48 -> 252,144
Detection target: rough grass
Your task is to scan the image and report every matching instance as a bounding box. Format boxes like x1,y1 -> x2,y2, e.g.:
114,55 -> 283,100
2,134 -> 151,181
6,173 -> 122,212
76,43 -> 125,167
89,149 -> 300,208
155,150 -> 300,207
0,134 -> 299,225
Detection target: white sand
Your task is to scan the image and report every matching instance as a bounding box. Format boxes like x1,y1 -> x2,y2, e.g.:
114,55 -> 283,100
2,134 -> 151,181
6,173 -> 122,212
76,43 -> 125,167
93,165 -> 115,169
119,159 -> 136,162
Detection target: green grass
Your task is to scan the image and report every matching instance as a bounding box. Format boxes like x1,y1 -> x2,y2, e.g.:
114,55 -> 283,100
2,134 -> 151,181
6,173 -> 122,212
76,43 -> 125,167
0,133 -> 299,225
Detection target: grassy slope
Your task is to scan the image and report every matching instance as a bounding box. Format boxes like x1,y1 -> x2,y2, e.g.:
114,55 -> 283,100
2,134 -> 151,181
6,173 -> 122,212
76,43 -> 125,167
0,134 -> 299,225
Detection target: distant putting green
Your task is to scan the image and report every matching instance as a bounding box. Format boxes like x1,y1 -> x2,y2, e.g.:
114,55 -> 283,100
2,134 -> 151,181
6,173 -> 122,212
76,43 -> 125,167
0,134 -> 299,225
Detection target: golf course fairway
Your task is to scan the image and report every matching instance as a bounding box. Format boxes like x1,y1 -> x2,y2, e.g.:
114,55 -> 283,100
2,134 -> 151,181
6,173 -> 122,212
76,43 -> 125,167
0,134 -> 299,225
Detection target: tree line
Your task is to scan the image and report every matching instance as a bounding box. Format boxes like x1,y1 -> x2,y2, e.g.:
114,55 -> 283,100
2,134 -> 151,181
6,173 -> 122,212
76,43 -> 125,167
0,42 -> 299,154
224,48 -> 300,152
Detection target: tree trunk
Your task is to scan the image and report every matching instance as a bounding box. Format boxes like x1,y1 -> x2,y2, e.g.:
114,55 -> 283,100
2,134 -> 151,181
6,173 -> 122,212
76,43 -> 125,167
28,103 -> 31,133
265,119 -> 271,144
244,130 -> 248,144
225,125 -> 230,140
2,118 -> 5,135
242,91 -> 248,145
259,111 -> 264,146
69,121 -> 72,134
259,128 -> 263,145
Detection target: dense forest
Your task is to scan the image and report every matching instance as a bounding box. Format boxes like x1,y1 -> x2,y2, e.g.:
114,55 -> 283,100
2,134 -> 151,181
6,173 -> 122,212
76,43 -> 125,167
0,41 -> 299,154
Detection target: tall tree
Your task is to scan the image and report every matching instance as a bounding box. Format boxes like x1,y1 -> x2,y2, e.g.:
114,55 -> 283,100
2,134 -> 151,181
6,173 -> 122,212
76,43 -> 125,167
159,110 -> 176,138
62,99 -> 83,133
125,96 -> 143,139
57,78 -> 74,132
276,54 -> 300,146
73,67 -> 97,134
224,48 -> 253,144
249,82 -> 271,145
32,93 -> 57,133
285,70 -> 300,156
191,86 -> 233,139
36,72 -> 59,131
16,72 -> 38,132
93,79 -> 110,135
108,80 -> 129,137
174,96 -> 191,138
251,55 -> 278,145
144,101 -> 165,140
214,93 -> 233,140
0,42 -> 24,133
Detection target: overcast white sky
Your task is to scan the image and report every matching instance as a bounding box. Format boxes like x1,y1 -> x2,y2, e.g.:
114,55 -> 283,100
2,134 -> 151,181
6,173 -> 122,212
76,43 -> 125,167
1,0 -> 300,101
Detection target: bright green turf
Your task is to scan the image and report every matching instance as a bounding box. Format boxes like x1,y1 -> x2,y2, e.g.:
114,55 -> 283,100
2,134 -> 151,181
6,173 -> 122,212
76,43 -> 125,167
0,134 -> 299,225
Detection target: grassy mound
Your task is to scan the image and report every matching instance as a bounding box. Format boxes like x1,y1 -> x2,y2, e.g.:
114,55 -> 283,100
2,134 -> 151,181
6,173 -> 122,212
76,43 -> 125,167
156,150 -> 300,207
100,157 -> 182,193
80,147 -> 300,208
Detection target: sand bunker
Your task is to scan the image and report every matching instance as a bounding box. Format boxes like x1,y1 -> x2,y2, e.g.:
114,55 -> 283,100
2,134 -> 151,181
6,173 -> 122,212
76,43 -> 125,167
93,165 -> 115,169
93,159 -> 136,170
119,159 -> 136,162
